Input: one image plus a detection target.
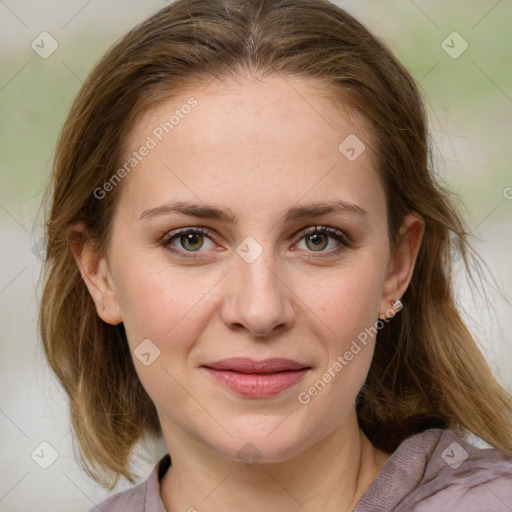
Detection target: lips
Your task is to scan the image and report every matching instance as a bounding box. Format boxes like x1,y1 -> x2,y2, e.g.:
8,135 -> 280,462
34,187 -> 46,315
201,358 -> 311,398
202,357 -> 310,374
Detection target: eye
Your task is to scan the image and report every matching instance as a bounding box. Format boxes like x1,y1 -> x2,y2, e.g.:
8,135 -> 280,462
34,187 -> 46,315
295,226 -> 350,255
162,227 -> 216,255
161,225 -> 351,259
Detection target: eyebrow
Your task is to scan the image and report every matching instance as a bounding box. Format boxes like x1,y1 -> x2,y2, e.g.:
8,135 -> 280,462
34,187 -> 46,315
138,199 -> 368,223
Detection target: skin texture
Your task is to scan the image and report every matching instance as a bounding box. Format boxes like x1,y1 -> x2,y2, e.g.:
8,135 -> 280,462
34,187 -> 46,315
70,75 -> 425,512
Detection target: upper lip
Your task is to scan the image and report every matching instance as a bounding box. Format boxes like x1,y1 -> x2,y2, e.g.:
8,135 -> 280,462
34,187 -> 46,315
202,358 -> 310,374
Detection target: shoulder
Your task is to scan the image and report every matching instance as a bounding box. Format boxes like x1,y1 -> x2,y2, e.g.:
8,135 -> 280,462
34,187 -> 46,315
398,428 -> 512,511
87,454 -> 170,512
355,428 -> 512,511
88,481 -> 146,512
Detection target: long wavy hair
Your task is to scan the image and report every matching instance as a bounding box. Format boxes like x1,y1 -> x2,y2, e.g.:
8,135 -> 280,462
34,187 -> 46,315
38,0 -> 512,489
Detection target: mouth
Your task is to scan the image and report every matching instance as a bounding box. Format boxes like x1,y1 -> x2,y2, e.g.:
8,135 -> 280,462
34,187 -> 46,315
201,358 -> 312,398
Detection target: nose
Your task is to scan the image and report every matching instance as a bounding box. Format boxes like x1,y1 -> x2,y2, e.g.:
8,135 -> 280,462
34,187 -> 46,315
220,255 -> 296,339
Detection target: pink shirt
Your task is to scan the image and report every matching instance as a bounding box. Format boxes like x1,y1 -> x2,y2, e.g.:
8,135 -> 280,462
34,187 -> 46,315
89,428 -> 512,511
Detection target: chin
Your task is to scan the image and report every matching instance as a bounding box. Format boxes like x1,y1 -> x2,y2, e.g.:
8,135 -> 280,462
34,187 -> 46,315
205,418 -> 317,465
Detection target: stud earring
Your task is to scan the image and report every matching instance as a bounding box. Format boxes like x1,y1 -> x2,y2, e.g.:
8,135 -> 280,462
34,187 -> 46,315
378,298 -> 403,320
392,299 -> 403,312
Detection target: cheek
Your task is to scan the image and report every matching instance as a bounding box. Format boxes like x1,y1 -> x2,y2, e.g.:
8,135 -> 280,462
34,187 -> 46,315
304,261 -> 386,344
112,252 -> 223,364
294,267 -> 381,419
112,257 -> 219,407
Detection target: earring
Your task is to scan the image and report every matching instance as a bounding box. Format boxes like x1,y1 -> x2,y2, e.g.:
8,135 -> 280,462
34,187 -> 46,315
378,299 -> 403,320
392,299 -> 403,312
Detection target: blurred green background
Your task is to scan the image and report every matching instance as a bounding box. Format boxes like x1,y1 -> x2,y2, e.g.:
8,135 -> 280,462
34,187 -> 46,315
1,1 -> 511,511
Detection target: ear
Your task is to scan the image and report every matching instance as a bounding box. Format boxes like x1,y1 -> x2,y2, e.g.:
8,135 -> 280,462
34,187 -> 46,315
379,212 -> 425,318
67,221 -> 122,325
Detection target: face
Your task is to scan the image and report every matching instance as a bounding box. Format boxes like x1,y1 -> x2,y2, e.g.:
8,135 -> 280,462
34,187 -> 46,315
76,75 -> 423,463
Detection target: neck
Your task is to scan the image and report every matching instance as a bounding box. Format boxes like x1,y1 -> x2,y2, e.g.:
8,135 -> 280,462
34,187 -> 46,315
159,409 -> 390,512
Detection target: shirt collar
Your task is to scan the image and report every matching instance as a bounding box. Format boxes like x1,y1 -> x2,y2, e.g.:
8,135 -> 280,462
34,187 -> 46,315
145,453 -> 171,512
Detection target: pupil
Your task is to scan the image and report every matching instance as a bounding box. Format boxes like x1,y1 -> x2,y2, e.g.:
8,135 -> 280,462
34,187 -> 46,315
308,233 -> 327,251
183,233 -> 202,250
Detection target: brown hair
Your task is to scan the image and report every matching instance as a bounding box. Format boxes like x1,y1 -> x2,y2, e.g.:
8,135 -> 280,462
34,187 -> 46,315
38,0 -> 512,489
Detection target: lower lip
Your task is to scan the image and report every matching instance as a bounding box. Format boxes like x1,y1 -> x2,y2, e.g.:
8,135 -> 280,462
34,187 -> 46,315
203,368 -> 310,398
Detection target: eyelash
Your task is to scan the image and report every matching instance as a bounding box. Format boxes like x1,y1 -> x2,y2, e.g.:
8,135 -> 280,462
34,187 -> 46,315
161,226 -> 351,259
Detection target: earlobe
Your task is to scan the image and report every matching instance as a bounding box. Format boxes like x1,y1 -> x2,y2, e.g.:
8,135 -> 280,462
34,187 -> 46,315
378,298 -> 403,320
379,213 -> 425,318
67,221 -> 123,326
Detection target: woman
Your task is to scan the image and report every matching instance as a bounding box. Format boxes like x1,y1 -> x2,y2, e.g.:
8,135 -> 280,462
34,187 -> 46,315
39,0 -> 512,510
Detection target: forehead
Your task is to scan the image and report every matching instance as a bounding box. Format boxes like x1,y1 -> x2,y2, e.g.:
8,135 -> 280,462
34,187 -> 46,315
117,75 -> 384,222
130,75 -> 369,151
